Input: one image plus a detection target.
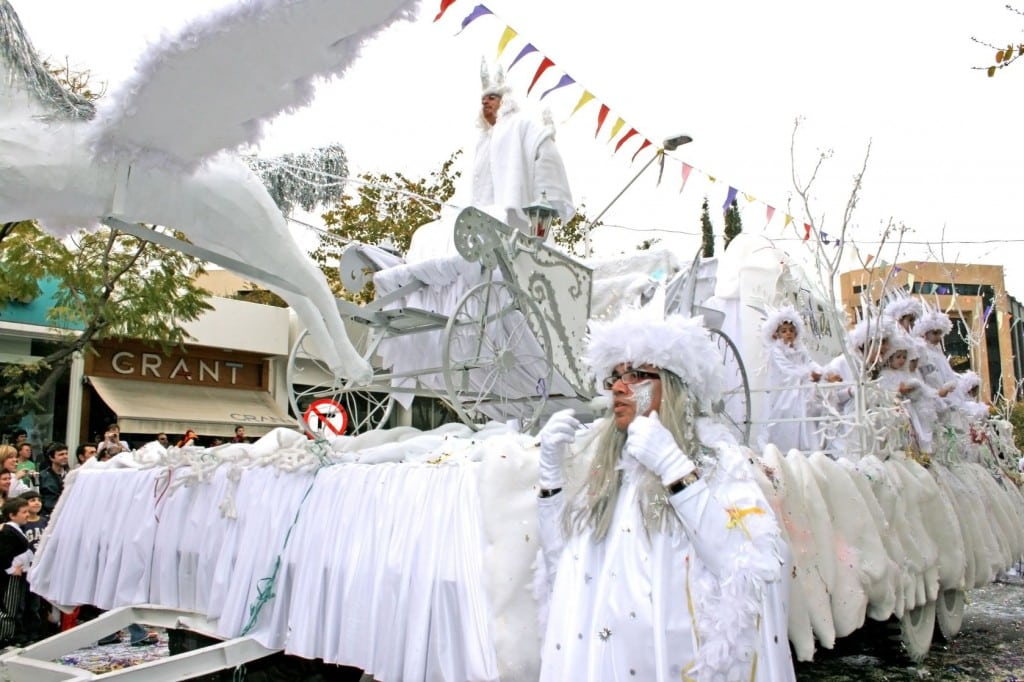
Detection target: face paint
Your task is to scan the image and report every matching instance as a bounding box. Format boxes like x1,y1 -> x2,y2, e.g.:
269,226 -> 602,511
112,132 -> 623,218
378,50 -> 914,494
630,380 -> 656,417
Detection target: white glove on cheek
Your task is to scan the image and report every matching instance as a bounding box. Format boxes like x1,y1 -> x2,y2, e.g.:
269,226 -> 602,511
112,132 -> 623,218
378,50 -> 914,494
538,409 -> 580,489
625,411 -> 695,486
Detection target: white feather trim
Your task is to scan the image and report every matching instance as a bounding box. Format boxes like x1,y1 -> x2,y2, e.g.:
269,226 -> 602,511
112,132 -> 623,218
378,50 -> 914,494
884,296 -> 923,324
912,310 -> 953,336
584,308 -> 725,412
759,304 -> 806,347
848,317 -> 895,351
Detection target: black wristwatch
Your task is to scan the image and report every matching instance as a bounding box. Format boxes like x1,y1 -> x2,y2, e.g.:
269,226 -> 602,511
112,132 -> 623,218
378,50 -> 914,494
666,471 -> 700,496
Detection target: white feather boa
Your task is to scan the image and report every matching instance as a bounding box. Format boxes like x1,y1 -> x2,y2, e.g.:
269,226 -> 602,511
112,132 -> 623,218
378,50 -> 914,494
690,444 -> 784,681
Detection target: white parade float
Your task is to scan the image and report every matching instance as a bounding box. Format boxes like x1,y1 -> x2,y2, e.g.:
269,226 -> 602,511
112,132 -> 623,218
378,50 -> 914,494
1,0 -> 1022,679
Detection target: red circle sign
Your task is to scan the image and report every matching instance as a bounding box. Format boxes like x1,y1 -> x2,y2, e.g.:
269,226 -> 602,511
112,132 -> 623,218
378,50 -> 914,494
303,398 -> 348,436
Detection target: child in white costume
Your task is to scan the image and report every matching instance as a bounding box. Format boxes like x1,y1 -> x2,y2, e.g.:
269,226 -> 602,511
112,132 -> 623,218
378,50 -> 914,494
912,310 -> 958,401
757,305 -> 823,454
534,309 -> 794,682
884,296 -> 924,335
878,334 -> 939,456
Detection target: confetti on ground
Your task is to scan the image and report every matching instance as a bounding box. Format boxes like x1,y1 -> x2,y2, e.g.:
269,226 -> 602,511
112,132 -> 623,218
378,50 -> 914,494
55,629 -> 169,674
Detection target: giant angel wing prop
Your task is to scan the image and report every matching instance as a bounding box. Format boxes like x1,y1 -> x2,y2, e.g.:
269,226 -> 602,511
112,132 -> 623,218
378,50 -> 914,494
92,0 -> 417,169
0,0 -> 420,385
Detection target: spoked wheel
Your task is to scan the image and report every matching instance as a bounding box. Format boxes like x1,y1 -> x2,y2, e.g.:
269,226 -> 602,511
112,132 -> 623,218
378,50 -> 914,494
706,328 -> 751,446
286,326 -> 394,436
897,599 -> 936,662
442,280 -> 553,433
935,588 -> 965,641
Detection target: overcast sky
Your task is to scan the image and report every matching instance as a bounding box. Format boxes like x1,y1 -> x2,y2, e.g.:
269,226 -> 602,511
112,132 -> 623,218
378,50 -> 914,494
14,0 -> 1024,293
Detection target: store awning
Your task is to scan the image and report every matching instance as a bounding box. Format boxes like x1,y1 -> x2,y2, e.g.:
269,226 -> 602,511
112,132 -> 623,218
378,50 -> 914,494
88,376 -> 296,438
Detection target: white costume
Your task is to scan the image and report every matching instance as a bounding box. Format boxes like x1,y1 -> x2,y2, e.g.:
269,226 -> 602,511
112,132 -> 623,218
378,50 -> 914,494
878,334 -> 939,454
535,310 -> 794,682
913,311 -> 959,396
407,64 -> 573,262
757,306 -> 822,454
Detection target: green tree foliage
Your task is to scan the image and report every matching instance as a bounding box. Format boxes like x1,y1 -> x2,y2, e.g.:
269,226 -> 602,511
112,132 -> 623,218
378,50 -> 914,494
700,197 -> 715,258
723,199 -> 743,250
0,222 -> 212,429
312,151 -> 462,301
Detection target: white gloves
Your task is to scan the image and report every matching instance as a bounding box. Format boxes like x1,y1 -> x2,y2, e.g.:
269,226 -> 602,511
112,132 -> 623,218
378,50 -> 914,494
538,409 -> 580,489
626,411 -> 696,486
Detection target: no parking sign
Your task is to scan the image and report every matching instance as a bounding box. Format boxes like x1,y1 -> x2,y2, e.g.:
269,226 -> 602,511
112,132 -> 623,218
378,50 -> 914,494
303,398 -> 348,436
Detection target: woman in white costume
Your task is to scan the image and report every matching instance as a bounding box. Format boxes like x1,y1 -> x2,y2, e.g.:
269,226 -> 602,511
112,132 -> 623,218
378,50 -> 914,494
757,305 -> 823,454
534,309 -> 794,682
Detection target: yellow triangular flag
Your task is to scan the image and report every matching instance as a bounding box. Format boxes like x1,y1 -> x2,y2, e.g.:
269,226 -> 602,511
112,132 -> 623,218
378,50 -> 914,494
570,91 -> 594,117
496,27 -> 517,58
783,214 -> 793,227
607,117 -> 625,142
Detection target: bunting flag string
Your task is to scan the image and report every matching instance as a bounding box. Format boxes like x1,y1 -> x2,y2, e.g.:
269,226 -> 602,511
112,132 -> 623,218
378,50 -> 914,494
722,186 -> 738,213
607,117 -> 625,142
595,104 -> 610,138
457,4 -> 492,33
680,163 -> 693,193
527,57 -> 555,95
496,26 -> 517,57
509,43 -> 537,69
434,0 -> 457,22
438,0 -> 825,242
540,74 -> 575,100
614,127 -> 639,153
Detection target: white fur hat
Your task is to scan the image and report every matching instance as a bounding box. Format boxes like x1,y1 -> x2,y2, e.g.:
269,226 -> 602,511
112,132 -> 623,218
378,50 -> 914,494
912,310 -> 953,337
585,307 -> 725,413
760,304 -> 805,346
959,370 -> 981,392
907,336 -> 927,361
884,331 -> 913,361
848,317 -> 895,352
885,297 -> 923,324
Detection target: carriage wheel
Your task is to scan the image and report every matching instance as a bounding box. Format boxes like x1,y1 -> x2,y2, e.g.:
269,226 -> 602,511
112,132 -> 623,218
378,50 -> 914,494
286,326 -> 394,436
897,599 -> 936,662
442,280 -> 553,433
706,328 -> 752,446
935,588 -> 965,641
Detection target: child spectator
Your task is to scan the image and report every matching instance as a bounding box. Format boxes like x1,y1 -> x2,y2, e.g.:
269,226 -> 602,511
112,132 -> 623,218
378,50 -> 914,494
18,491 -> 48,643
0,497 -> 31,647
758,305 -> 823,453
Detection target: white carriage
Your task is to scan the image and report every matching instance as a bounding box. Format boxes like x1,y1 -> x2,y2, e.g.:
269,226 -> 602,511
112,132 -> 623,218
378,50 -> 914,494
286,207 -> 752,441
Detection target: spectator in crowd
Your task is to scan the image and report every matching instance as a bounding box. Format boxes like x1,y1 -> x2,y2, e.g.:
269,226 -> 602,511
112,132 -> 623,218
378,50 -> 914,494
75,443 -> 97,467
0,471 -> 11,502
156,433 -> 169,448
18,491 -> 48,643
230,425 -> 250,444
5,450 -> 31,499
14,444 -> 35,486
96,424 -> 130,458
38,444 -> 68,518
209,437 -> 224,447
6,430 -> 26,448
0,497 -> 31,647
175,429 -> 198,448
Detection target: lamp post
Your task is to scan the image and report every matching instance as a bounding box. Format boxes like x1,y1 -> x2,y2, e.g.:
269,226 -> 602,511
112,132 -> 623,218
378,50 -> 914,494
583,134 -> 693,258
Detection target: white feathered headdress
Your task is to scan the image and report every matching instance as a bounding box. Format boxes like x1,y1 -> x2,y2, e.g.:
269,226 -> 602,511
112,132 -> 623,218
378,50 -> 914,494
884,296 -> 923,325
912,310 -> 953,337
848,316 -> 895,352
883,330 -> 913,361
585,308 -> 725,413
907,335 -> 927,361
480,58 -> 511,97
760,304 -> 805,346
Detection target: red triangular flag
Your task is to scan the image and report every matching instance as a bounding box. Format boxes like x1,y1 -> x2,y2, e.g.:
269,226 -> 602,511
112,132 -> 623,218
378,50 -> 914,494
434,0 -> 457,21
595,104 -> 610,138
631,139 -> 653,162
527,57 -> 555,95
613,127 -> 639,153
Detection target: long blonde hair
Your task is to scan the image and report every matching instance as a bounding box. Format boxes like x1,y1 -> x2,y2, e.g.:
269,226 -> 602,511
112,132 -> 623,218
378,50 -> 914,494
566,371 -> 702,542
